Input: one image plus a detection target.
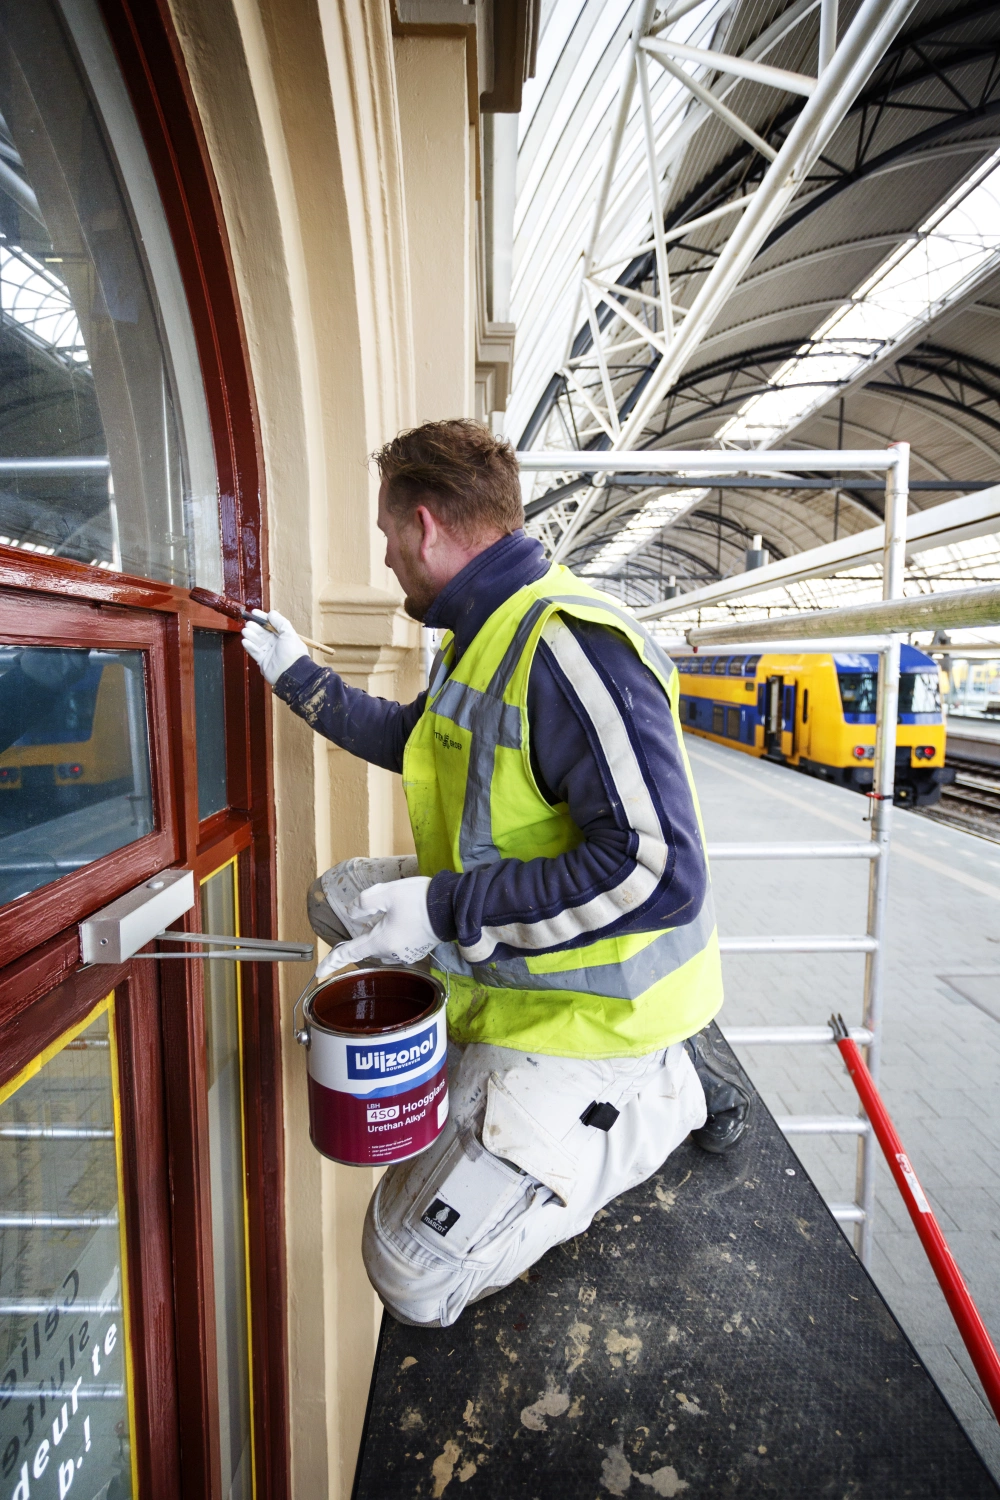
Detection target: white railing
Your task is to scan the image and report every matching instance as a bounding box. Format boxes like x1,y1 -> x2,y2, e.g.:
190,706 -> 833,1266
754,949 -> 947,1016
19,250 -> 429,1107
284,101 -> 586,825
519,442 -> 910,1264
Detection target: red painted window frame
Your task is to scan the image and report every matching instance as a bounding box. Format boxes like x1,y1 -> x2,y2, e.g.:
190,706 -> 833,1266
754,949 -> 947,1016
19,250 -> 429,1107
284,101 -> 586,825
0,593 -> 175,968
0,0 -> 289,1495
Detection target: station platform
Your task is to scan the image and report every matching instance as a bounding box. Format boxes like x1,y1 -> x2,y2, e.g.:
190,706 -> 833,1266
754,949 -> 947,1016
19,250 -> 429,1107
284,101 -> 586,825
687,735 -> 1000,1476
354,1033 -> 998,1498
947,714 -> 1000,767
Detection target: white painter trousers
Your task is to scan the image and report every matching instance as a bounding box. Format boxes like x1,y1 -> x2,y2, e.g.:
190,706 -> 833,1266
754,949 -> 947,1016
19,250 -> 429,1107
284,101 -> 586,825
362,1037 -> 707,1328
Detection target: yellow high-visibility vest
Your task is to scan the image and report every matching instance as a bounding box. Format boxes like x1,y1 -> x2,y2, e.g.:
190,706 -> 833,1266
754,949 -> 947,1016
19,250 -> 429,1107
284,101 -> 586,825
402,563 -> 723,1057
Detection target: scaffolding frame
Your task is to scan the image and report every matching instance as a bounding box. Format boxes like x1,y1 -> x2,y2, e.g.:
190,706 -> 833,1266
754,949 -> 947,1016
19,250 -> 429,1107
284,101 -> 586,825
518,441 -> 917,1262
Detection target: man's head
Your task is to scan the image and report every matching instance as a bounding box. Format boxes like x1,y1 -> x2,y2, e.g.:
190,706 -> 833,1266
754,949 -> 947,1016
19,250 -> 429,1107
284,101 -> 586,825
372,419 -> 524,620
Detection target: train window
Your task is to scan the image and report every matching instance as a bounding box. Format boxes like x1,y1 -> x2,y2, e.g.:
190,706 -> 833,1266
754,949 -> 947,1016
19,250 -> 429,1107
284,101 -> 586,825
712,705 -> 724,734
802,689 -> 809,723
0,0 -> 221,589
194,631 -> 228,821
837,671 -> 878,716
725,707 -> 741,738
0,995 -> 136,1498
743,656 -> 761,676
727,657 -> 744,676
0,646 -> 153,907
899,672 -> 941,715
712,658 -> 728,676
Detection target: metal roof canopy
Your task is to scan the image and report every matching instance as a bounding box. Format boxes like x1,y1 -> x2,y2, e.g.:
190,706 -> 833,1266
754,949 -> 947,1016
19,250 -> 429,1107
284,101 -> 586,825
510,0 -> 1000,591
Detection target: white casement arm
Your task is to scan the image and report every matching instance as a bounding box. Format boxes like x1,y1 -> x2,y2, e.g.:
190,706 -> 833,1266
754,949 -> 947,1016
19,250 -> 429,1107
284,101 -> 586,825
641,36 -> 817,95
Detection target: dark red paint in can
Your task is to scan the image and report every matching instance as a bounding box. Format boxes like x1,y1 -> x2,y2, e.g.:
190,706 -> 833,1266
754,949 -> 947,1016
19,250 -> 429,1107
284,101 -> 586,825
294,966 -> 448,1166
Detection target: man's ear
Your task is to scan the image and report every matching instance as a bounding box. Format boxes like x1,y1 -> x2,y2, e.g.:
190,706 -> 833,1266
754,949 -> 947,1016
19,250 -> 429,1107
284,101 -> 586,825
414,504 -> 440,561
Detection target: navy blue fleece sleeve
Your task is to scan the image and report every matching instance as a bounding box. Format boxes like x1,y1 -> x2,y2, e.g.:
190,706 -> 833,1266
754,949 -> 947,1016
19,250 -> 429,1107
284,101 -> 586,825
426,618 -> 708,959
273,656 -> 426,774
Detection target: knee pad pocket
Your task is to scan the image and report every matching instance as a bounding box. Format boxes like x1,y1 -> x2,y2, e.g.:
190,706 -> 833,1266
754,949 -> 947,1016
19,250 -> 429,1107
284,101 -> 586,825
402,1128 -> 530,1262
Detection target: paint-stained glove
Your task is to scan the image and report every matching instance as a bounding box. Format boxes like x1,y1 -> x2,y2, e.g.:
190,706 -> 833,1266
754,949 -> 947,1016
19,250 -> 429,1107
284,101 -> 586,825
241,611 -> 309,685
315,877 -> 437,977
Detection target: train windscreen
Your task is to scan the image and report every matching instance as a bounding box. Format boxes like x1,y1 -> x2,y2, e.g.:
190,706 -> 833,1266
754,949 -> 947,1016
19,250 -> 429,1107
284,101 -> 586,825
838,669 -> 942,719
837,671 -> 878,716
898,672 -> 941,715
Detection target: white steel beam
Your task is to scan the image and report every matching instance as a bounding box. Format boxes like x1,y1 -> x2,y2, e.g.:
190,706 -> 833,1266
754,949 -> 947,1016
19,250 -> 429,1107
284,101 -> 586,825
569,0 -> 660,363
643,46 -> 779,163
640,36 -> 817,96
684,578 -> 1000,646
635,48 -> 675,341
518,448 -> 897,471
818,0 -> 839,70
635,483 -> 1000,618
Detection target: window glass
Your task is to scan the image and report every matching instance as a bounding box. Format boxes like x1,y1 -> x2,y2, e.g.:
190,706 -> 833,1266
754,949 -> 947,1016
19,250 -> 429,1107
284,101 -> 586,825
898,672 -> 941,716
194,632 -> 227,822
0,0 -> 220,588
0,997 -> 135,1500
712,657 -> 728,676
0,646 -> 153,907
201,863 -> 253,1499
727,656 -> 744,676
837,671 -> 878,717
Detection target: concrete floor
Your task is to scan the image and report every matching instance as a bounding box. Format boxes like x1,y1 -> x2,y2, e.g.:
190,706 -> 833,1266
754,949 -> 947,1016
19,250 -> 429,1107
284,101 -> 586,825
686,733 -> 1000,1479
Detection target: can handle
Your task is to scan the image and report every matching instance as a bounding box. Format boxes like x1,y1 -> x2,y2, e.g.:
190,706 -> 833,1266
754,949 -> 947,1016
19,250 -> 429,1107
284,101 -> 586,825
292,976 -> 321,1047
292,954 -> 360,1045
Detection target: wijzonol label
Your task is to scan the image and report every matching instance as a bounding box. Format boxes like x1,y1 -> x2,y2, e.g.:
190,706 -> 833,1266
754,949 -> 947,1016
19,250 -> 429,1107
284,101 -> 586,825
347,1022 -> 438,1080
307,1010 -> 446,1097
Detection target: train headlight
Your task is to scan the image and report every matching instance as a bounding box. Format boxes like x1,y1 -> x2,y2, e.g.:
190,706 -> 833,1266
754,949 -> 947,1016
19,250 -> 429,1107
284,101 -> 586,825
852,745 -> 874,760
914,745 -> 935,761
0,766 -> 19,785
57,762 -> 84,779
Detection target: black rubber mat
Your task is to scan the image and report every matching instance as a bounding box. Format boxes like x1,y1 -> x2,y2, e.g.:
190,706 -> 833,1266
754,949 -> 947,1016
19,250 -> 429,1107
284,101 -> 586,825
353,1034 -> 999,1498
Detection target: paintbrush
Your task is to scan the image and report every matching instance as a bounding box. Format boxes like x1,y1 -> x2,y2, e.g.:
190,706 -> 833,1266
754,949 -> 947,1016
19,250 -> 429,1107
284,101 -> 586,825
189,588 -> 336,655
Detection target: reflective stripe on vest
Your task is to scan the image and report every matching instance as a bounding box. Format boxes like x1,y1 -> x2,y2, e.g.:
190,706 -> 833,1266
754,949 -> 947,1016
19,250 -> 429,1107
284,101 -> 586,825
430,890 -> 717,1000
402,563 -> 723,1057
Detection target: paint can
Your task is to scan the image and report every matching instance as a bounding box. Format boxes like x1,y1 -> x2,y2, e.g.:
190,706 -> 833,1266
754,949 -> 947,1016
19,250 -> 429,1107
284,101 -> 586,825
293,966 -> 448,1166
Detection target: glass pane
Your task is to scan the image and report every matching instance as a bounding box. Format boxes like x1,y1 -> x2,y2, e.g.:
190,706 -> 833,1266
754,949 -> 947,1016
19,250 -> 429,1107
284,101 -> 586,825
898,672 -> 941,716
0,645 -> 153,907
194,633 -> 227,823
0,0 -> 221,588
0,998 -> 135,1500
201,864 -> 253,1500
837,671 -> 878,716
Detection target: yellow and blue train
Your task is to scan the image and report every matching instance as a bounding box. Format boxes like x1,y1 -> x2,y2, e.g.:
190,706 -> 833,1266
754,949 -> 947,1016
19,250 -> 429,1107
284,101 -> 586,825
675,644 -> 953,807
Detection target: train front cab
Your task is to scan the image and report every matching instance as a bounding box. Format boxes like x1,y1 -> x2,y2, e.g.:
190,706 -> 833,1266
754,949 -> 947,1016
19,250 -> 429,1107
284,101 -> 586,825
675,645 -> 951,807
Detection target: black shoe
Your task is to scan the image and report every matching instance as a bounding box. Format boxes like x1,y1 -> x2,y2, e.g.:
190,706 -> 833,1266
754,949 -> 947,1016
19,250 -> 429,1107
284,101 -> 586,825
684,1028 -> 752,1154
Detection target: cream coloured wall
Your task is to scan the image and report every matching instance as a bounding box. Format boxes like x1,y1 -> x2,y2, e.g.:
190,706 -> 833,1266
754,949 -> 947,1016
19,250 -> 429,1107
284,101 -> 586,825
167,0 -> 487,1489
164,0 -> 452,1494
394,34 -> 476,421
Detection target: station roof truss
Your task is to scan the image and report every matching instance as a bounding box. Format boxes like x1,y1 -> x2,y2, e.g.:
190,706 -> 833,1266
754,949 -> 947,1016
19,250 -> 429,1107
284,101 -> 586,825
510,0 -> 1000,611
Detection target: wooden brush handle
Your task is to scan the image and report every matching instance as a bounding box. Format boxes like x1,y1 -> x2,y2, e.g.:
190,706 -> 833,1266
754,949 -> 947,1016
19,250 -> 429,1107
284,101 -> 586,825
298,632 -> 335,655
190,587 -> 335,655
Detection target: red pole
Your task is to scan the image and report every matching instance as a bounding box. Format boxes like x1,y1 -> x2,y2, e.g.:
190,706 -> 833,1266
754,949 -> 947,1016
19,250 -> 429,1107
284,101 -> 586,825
831,1015 -> 1000,1423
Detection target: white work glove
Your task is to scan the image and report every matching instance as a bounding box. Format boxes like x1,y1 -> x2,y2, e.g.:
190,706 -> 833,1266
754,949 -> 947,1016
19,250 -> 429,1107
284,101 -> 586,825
241,611 -> 309,685
315,876 -> 437,978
